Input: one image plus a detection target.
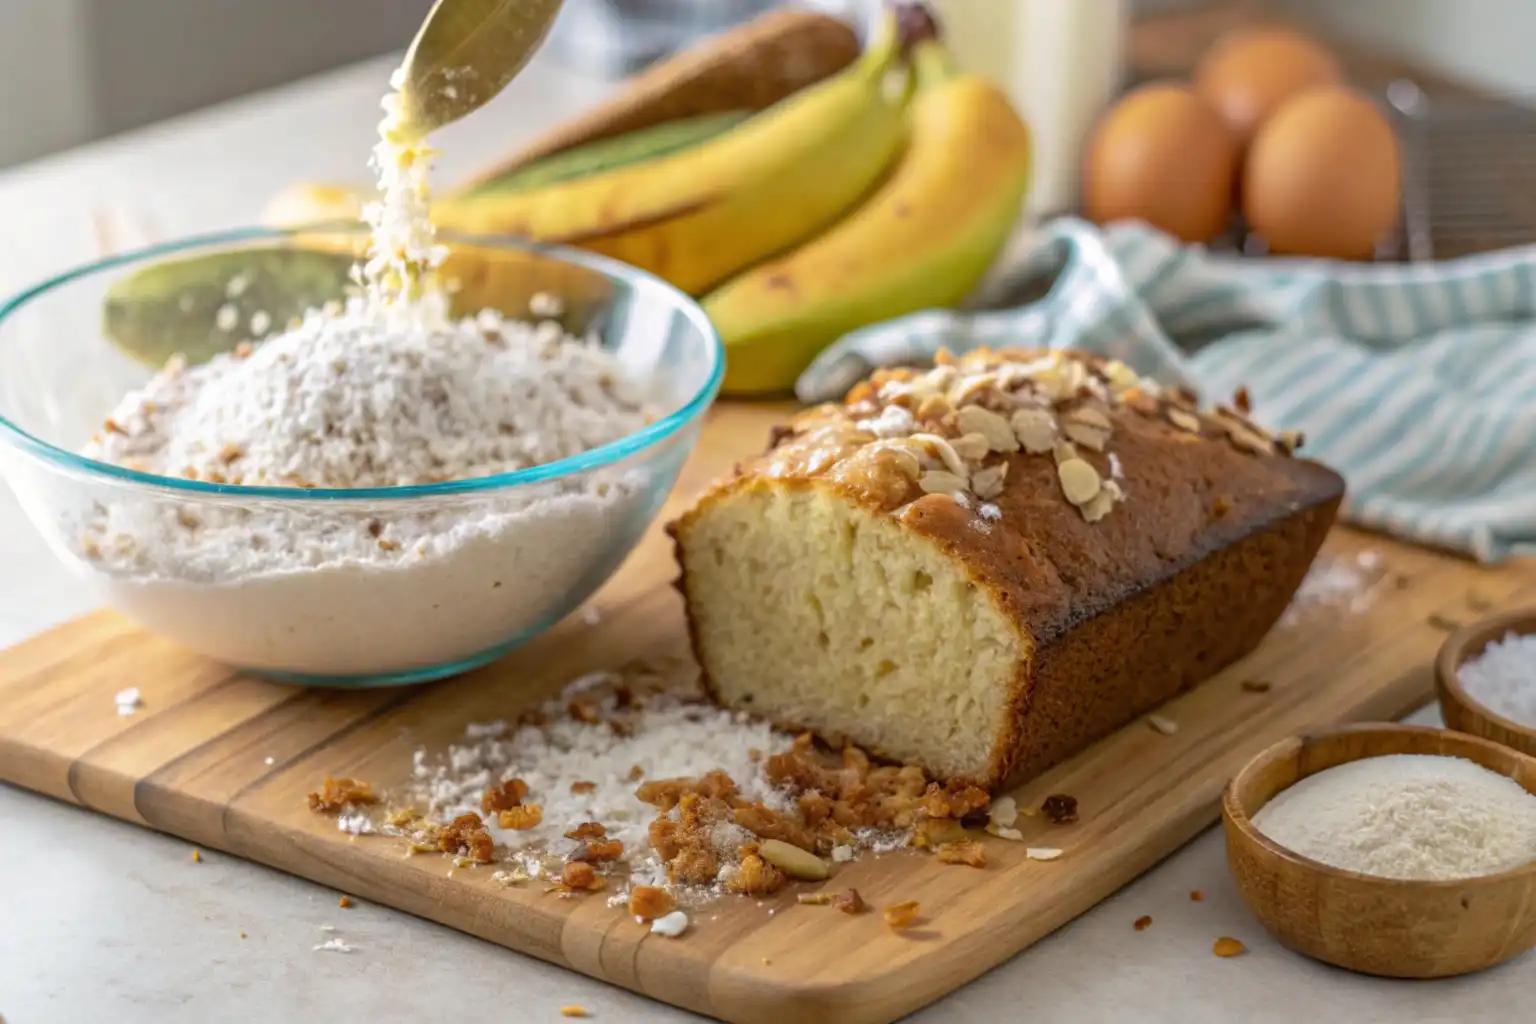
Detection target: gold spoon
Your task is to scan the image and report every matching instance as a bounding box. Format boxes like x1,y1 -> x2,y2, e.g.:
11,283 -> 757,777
396,0 -> 566,140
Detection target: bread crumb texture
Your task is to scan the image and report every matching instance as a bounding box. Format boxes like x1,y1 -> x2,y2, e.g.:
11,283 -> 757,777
672,347 -> 1343,787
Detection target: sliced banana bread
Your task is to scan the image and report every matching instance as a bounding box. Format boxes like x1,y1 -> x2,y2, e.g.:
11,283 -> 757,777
668,348 -> 1343,790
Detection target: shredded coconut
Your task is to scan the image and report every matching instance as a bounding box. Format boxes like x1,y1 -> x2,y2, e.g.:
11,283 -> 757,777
313,938 -> 356,953
1252,753 -> 1536,880
1458,632 -> 1536,729
114,687 -> 143,717
406,673 -> 795,892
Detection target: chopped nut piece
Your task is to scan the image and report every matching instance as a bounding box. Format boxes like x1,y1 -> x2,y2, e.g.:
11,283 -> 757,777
915,393 -> 954,422
629,885 -> 676,920
950,431 -> 991,461
835,888 -> 867,915
1057,458 -> 1102,506
935,839 -> 987,867
559,1008 -> 590,1019
1025,847 -> 1063,862
1190,890 -> 1205,902
970,462 -> 1008,500
1134,915 -> 1153,931
1010,407 -> 1057,453
883,901 -> 920,930
918,469 -> 969,496
1147,714 -> 1179,736
308,777 -> 376,813
497,804 -> 543,830
1240,680 -> 1272,694
561,861 -> 602,891
481,778 -> 529,814
565,822 -> 607,841
1213,936 -> 1247,958
956,404 -> 1019,452
990,826 -> 1025,842
338,896 -> 353,908
1167,408 -> 1202,433
570,780 -> 597,795
796,892 -> 838,906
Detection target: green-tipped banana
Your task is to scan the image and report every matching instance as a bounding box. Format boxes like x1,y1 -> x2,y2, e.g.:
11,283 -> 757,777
705,36 -> 1033,396
436,7 -> 916,296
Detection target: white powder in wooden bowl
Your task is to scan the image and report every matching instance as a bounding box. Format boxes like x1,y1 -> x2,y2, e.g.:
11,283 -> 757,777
1252,753 -> 1536,881
1459,632 -> 1536,730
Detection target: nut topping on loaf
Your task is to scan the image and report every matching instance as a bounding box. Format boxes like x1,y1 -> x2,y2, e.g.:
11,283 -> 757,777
669,347 -> 1343,789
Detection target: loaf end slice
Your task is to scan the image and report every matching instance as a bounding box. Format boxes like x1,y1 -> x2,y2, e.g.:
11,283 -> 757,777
670,349 -> 1345,789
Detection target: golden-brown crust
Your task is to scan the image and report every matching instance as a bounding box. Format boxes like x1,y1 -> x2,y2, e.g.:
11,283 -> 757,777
670,348 -> 1345,788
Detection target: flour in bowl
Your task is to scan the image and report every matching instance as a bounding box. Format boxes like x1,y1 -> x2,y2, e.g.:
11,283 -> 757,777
74,297 -> 657,677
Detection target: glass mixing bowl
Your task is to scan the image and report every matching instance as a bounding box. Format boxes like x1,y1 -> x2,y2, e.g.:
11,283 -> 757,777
0,225 -> 722,686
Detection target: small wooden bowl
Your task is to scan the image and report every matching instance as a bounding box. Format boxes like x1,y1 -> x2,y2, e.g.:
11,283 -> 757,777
1223,723 -> 1536,978
1436,607 -> 1536,758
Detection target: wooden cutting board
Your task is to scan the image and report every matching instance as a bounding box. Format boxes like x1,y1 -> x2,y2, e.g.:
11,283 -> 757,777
2,401 -> 1533,1024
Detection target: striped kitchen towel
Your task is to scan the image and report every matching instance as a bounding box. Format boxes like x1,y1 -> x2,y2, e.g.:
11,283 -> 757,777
796,217 -> 1536,563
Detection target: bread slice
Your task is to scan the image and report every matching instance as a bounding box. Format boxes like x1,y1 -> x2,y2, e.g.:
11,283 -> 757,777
669,348 -> 1343,790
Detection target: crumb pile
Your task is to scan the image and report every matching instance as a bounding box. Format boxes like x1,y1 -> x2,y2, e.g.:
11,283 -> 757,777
308,659 -> 1045,910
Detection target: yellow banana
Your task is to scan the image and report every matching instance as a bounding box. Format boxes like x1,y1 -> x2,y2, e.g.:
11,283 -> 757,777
705,38 -> 1033,396
431,10 -> 913,295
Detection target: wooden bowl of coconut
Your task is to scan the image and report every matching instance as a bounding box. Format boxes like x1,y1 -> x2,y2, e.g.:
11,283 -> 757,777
1222,722 -> 1536,979
1436,607 -> 1536,759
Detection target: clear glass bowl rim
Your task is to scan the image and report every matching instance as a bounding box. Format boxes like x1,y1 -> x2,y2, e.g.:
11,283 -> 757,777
0,224 -> 724,502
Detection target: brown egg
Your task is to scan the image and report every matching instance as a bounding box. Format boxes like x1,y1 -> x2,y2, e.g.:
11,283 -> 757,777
1082,82 -> 1238,244
1242,86 -> 1402,260
1195,28 -> 1343,145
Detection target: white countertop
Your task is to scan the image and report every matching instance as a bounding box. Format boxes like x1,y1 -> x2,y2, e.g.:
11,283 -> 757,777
0,49 -> 1522,1024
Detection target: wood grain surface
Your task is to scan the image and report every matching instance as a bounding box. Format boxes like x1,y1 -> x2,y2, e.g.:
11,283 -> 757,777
2,401 -> 1534,1024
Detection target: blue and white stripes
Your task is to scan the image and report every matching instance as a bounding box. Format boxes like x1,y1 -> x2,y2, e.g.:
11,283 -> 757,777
796,218 -> 1536,563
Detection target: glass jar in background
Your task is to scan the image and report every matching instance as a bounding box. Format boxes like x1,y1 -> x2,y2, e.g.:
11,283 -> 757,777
930,0 -> 1130,218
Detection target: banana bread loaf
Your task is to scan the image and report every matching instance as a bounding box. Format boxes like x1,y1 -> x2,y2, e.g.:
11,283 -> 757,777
668,347 -> 1344,790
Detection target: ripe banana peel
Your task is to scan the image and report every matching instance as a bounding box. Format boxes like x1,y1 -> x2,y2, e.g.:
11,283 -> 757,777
705,41 -> 1033,397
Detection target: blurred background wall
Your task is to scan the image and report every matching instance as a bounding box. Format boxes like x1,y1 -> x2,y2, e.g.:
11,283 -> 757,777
0,0 -> 1532,171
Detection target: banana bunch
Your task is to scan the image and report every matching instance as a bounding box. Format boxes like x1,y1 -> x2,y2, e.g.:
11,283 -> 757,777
705,33 -> 1033,395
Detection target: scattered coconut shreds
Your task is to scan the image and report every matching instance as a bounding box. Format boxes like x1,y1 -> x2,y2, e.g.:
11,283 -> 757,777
1147,714 -> 1179,736
650,910 -> 689,938
313,938 -> 355,953
337,811 -> 375,836
385,658 -> 1002,909
1025,847 -> 1063,862
987,795 -> 1018,828
989,826 -> 1025,842
115,687 -> 143,717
